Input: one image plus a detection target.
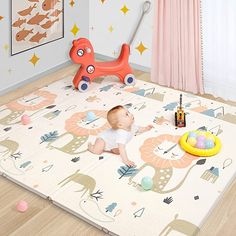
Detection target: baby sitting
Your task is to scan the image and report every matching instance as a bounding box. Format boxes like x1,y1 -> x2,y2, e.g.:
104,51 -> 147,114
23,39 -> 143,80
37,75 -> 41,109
88,105 -> 153,167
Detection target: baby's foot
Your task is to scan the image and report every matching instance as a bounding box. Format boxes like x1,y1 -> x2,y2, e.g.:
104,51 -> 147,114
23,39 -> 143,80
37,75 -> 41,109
88,142 -> 93,152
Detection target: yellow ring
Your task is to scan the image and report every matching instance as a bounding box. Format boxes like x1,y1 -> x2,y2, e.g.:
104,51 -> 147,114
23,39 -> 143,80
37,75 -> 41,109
179,131 -> 221,157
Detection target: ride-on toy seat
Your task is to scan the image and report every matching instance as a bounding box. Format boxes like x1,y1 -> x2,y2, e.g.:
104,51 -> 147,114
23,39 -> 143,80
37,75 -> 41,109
69,38 -> 135,92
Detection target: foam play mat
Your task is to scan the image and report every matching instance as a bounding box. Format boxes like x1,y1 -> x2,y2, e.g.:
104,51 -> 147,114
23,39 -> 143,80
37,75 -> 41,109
1,75 -> 236,236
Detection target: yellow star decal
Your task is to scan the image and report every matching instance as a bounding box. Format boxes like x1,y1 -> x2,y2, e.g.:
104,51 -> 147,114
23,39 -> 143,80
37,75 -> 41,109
3,44 -> 9,51
29,53 -> 40,66
0,16 -> 3,21
69,0 -> 75,7
121,5 -> 129,15
100,0 -> 106,3
108,25 -> 114,33
71,24 -> 79,37
135,42 -> 148,55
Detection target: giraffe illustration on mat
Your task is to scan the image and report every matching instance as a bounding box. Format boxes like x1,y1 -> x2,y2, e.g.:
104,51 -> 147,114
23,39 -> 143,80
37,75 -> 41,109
0,138 -> 18,159
58,169 -> 96,197
159,214 -> 200,236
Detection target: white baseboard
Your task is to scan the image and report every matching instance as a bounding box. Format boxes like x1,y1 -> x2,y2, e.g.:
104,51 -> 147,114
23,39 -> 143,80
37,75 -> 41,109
0,54 -> 150,96
0,60 -> 72,96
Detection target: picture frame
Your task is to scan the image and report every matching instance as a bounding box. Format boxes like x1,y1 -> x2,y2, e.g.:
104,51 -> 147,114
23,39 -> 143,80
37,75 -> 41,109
11,0 -> 64,56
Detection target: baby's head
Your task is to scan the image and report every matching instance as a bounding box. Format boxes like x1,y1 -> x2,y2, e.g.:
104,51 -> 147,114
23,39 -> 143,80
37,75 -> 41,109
107,105 -> 134,130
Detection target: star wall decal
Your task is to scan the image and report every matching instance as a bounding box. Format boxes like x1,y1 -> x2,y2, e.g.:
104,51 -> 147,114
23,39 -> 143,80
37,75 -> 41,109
29,53 -> 40,66
3,44 -> 9,51
121,5 -> 129,15
71,24 -> 80,36
69,0 -> 75,7
100,0 -> 106,3
108,25 -> 114,32
135,42 -> 148,55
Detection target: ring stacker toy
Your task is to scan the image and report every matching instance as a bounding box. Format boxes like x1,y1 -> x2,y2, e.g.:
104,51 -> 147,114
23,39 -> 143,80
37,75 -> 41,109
70,1 -> 152,92
175,94 -> 186,127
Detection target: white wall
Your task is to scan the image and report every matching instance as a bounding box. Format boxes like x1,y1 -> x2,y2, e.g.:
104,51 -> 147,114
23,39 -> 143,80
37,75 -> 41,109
0,0 -> 154,95
0,0 -> 89,94
89,0 -> 154,69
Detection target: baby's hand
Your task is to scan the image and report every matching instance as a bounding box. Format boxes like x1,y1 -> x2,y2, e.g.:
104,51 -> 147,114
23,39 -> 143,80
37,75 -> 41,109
122,158 -> 136,167
145,124 -> 154,131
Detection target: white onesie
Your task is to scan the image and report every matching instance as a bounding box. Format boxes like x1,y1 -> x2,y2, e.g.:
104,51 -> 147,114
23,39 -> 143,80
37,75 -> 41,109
98,124 -> 139,151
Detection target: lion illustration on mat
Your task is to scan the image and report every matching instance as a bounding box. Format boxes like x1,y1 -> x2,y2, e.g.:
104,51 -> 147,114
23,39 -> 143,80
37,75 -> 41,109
129,134 -> 206,193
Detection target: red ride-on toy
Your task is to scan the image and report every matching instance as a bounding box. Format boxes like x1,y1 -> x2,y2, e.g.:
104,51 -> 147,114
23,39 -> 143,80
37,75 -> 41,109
69,1 -> 151,92
69,38 -> 135,92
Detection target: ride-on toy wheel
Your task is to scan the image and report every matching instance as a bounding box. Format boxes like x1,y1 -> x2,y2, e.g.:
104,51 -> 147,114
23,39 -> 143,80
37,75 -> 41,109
78,80 -> 89,92
124,74 -> 136,86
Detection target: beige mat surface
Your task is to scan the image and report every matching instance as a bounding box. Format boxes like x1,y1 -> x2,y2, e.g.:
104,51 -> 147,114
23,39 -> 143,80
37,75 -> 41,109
0,76 -> 236,235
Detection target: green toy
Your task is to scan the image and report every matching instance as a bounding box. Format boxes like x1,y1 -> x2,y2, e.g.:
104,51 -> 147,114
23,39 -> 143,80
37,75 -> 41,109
141,176 -> 153,190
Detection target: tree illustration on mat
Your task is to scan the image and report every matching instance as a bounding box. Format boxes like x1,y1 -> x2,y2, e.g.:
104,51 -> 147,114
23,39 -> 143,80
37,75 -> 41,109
40,131 -> 59,144
117,165 -> 138,179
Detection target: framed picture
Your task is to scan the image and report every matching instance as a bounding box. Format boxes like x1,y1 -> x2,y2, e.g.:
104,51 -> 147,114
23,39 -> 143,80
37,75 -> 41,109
11,0 -> 64,56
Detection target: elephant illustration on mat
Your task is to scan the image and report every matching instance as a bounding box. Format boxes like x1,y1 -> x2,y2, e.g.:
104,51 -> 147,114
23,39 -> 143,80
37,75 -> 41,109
0,90 -> 56,126
159,214 -> 200,236
58,169 -> 96,197
0,138 -> 24,175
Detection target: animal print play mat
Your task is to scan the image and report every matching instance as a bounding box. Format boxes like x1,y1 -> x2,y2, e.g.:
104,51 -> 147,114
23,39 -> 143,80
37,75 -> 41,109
1,75 -> 236,236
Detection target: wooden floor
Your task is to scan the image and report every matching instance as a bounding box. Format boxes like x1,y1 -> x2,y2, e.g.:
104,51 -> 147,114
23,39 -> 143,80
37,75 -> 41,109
1,64 -> 236,236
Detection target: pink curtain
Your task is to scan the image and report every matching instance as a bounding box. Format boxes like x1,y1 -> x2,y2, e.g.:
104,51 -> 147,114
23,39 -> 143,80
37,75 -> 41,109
151,0 -> 204,94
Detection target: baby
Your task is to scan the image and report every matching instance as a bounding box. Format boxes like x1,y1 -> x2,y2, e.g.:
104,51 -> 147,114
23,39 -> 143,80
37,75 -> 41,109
88,105 -> 153,167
